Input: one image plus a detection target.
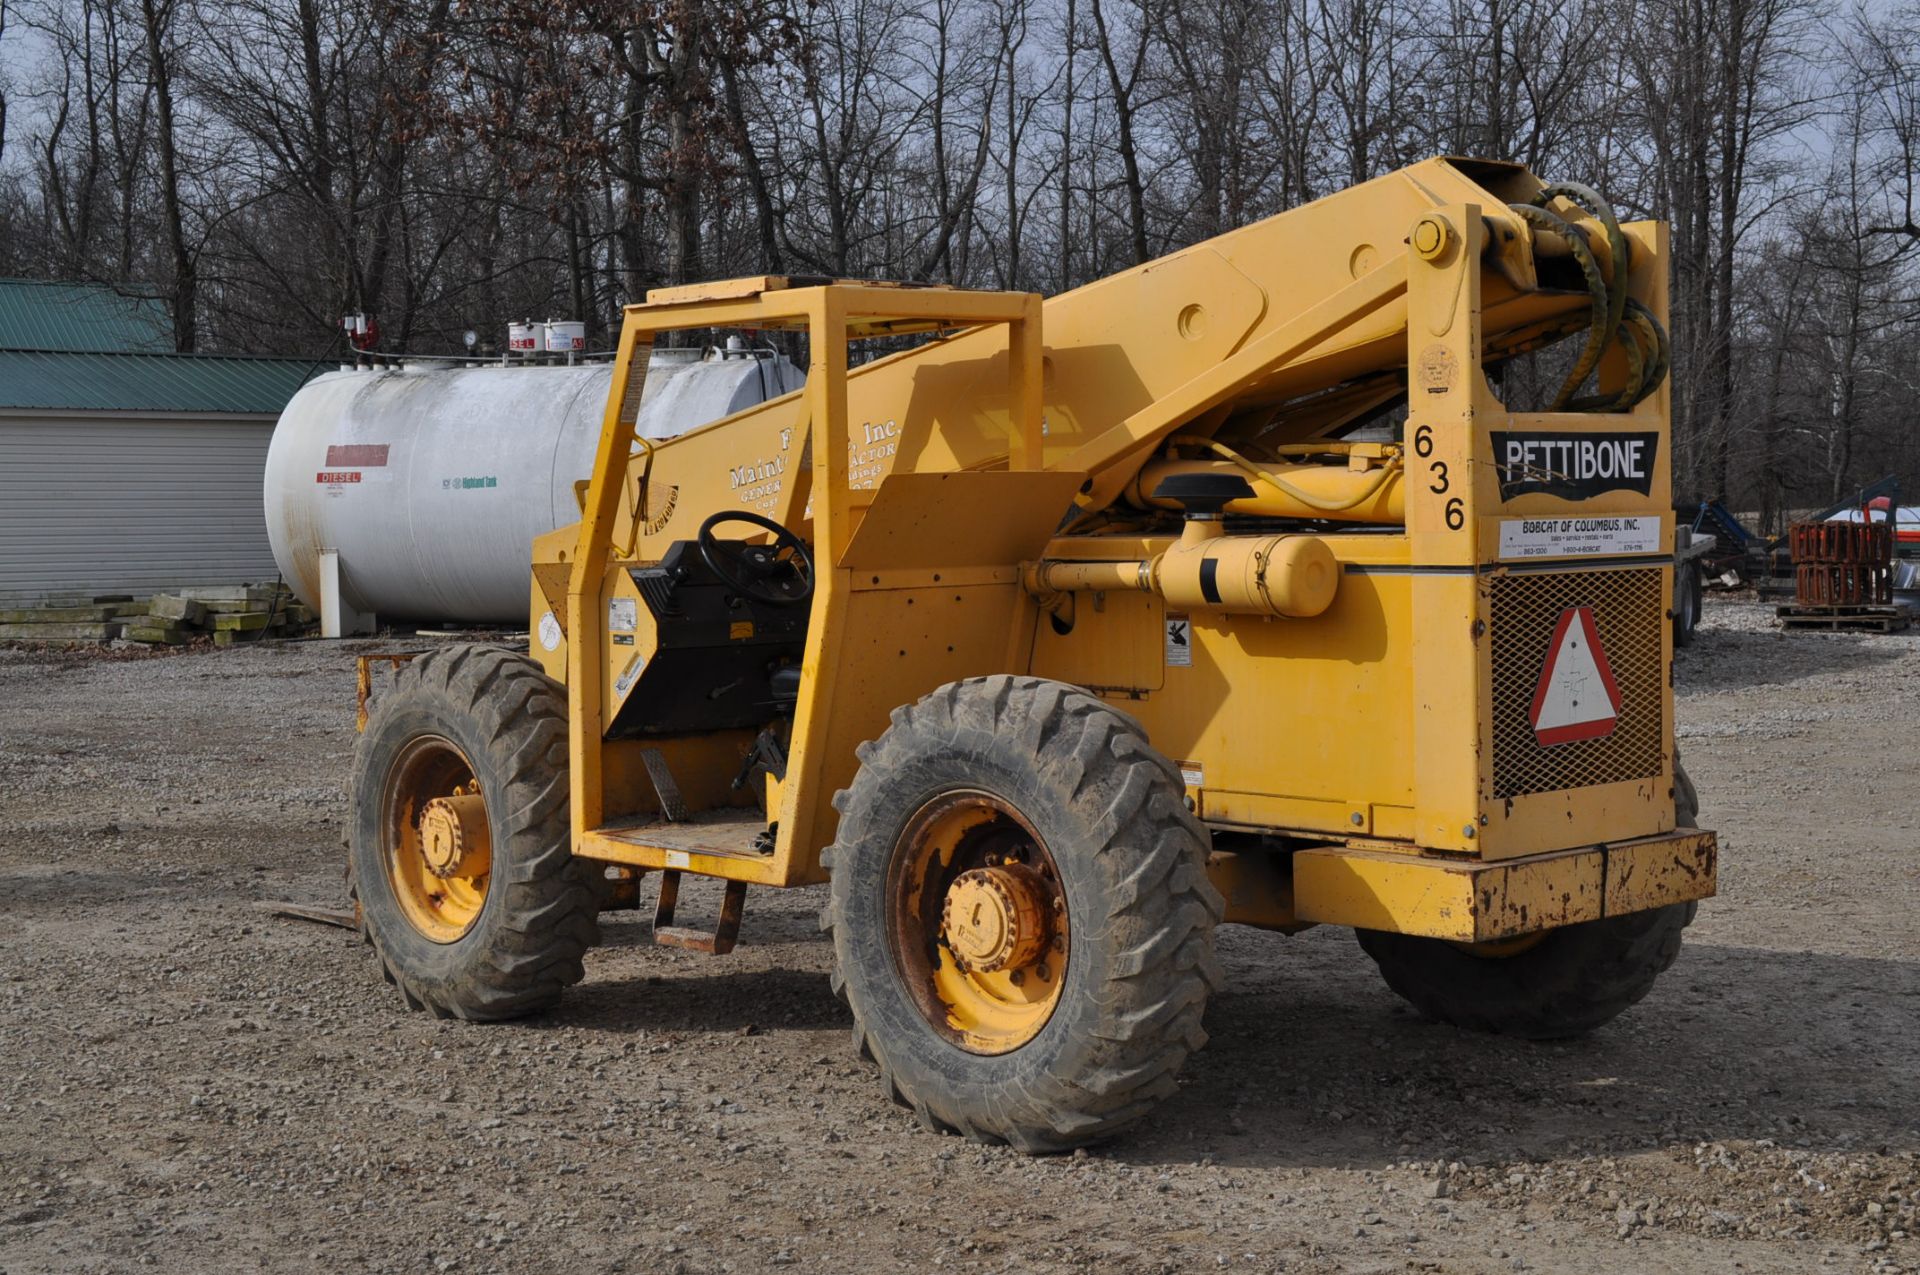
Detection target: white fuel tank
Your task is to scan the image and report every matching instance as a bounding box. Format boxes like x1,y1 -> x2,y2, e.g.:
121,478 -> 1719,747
264,349 -> 802,625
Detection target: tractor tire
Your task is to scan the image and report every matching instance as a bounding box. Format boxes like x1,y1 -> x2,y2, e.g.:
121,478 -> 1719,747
823,675 -> 1223,1153
1674,753 -> 1699,828
349,645 -> 599,1020
1354,758 -> 1702,1041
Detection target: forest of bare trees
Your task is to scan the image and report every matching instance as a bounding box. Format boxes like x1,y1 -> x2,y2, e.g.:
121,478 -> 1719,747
2,0 -> 1918,521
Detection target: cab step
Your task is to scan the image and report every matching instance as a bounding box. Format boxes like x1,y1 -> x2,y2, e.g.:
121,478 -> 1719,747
654,872 -> 747,955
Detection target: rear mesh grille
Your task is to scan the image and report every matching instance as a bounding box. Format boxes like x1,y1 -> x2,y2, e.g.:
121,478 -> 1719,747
1489,568 -> 1663,798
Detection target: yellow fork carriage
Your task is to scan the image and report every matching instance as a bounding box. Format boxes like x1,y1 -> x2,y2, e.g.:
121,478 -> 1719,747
349,157 -> 1714,1152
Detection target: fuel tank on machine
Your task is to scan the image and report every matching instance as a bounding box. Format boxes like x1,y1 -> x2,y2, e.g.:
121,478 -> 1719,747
264,349 -> 803,625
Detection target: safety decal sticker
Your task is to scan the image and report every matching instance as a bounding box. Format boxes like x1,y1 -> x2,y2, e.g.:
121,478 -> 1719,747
324,443 -> 390,467
537,611 -> 562,652
1529,606 -> 1622,747
1165,614 -> 1193,667
614,653 -> 645,699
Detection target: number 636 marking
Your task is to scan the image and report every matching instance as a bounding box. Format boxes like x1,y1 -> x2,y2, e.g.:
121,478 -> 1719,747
1412,425 -> 1464,530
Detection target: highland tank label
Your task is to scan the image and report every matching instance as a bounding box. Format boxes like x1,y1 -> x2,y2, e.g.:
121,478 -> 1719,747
1499,516 -> 1662,559
1490,431 -> 1657,500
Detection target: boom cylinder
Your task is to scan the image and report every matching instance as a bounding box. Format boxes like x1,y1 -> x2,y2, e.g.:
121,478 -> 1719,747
1023,527 -> 1339,619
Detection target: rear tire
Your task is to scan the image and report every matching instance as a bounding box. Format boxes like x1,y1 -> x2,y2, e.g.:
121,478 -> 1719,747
823,675 -> 1223,1152
349,646 -> 599,1020
1356,758 -> 1702,1041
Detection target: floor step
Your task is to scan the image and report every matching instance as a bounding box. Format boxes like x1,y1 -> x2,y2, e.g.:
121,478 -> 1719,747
654,873 -> 747,955
596,809 -> 773,859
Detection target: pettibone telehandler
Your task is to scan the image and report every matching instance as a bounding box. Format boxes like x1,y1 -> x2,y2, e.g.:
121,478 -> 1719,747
350,157 -> 1716,1152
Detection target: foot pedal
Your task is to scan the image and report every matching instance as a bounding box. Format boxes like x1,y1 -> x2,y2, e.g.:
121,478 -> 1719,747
639,747 -> 687,822
654,872 -> 747,955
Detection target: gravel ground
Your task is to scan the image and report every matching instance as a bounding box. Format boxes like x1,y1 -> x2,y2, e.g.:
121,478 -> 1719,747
2,598 -> 1917,1275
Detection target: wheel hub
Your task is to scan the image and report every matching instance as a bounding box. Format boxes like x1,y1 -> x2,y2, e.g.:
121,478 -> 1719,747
419,792 -> 489,880
941,864 -> 1050,974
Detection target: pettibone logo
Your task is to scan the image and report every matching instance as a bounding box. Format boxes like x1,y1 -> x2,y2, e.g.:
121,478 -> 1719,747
1491,431 -> 1657,500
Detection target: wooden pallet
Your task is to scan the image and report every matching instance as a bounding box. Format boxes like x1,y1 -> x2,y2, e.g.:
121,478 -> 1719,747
1776,603 -> 1913,633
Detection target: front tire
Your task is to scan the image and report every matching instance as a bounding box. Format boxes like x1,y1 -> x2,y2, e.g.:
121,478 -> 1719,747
349,646 -> 599,1020
823,676 -> 1222,1152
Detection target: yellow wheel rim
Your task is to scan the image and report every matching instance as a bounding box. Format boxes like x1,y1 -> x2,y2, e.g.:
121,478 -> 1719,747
887,791 -> 1067,1055
381,735 -> 492,943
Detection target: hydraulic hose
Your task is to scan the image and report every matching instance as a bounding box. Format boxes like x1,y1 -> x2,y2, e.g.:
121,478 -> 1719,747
1514,179 -> 1672,413
1168,434 -> 1402,513
1509,202 -> 1610,410
1536,182 -> 1630,367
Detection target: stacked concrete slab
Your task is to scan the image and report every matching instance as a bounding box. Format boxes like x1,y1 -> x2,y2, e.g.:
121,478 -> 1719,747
0,585 -> 316,646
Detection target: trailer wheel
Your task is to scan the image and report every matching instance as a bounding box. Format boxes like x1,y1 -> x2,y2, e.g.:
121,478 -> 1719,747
1673,560 -> 1702,647
822,676 -> 1223,1152
349,646 -> 599,1020
1356,759 -> 1701,1041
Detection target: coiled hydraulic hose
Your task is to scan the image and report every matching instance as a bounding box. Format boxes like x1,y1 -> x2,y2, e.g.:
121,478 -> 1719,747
1510,181 -> 1670,412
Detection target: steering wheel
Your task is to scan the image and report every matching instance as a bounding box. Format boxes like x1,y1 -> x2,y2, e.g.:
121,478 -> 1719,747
697,511 -> 815,608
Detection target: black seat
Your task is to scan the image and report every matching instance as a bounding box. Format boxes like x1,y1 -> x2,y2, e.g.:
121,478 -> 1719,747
769,665 -> 802,703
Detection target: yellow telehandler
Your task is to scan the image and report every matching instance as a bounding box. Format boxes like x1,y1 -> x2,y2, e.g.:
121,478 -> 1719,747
349,157 -> 1715,1152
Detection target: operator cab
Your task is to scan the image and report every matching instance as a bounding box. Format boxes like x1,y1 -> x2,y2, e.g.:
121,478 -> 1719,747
604,512 -> 813,740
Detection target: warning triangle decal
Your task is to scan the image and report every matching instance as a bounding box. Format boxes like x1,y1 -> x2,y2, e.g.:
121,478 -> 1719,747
1528,605 -> 1622,747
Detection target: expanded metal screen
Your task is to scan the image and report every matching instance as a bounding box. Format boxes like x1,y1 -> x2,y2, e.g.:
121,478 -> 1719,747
1489,568 -> 1664,798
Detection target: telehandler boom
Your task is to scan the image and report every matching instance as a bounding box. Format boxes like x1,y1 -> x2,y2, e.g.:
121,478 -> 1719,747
350,157 -> 1715,1151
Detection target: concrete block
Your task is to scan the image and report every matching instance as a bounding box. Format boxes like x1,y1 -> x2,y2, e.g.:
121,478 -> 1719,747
180,586 -> 278,610
0,606 -> 113,623
0,622 -> 114,641
124,623 -> 187,645
212,611 -> 281,632
148,595 -> 210,626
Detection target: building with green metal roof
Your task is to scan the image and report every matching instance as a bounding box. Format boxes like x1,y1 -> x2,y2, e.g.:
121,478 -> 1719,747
0,278 -> 174,353
0,279 -> 326,604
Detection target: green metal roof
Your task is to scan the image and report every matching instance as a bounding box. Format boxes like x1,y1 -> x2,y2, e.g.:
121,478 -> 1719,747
0,348 -> 324,413
0,279 -> 174,353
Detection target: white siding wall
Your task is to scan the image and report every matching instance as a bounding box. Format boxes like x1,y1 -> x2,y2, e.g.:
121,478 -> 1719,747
0,414 -> 280,603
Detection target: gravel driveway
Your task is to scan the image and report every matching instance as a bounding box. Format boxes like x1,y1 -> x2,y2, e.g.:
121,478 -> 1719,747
3,599 -> 1916,1275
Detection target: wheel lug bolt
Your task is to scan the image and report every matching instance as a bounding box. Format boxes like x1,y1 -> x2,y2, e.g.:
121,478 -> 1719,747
1009,970 -> 1025,986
